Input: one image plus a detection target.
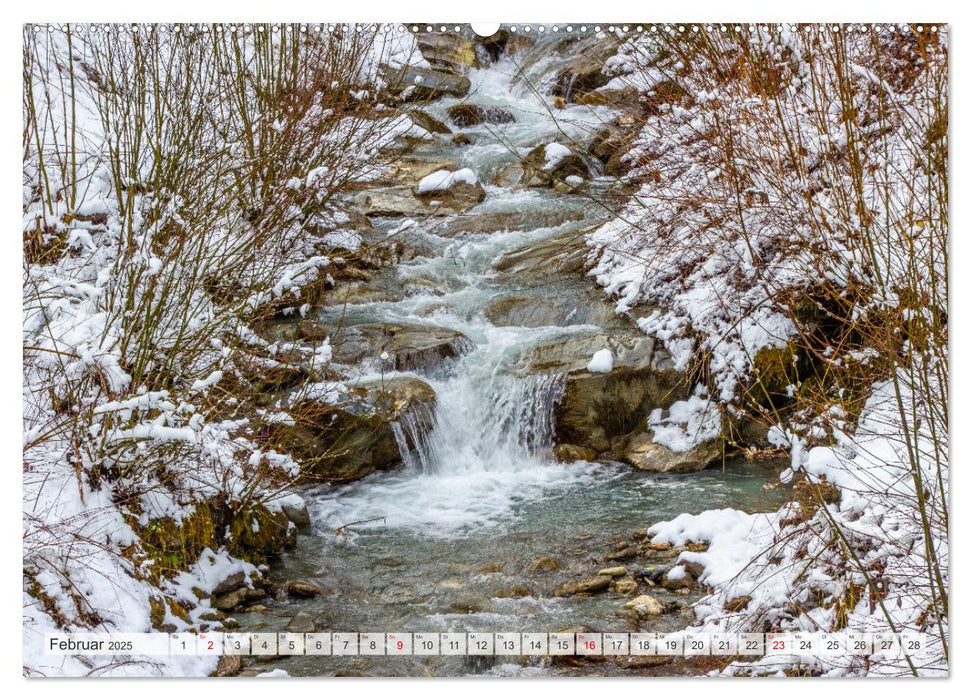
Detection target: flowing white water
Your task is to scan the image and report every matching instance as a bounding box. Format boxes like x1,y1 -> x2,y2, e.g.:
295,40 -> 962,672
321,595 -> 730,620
306,37 -> 623,536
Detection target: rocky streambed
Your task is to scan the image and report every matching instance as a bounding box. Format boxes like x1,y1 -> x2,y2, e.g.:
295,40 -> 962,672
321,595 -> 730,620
221,28 -> 787,677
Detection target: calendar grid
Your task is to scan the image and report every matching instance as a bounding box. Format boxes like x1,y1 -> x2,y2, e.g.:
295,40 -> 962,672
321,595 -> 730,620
43,632 -> 927,658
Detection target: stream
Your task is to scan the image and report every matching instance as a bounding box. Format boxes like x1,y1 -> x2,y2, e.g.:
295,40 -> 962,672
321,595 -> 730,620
238,34 -> 788,677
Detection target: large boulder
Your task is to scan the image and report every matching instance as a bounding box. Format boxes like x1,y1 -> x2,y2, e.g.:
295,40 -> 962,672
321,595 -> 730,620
415,32 -> 479,73
493,227 -> 599,279
437,208 -> 583,237
550,38 -> 621,103
265,377 -> 437,483
353,176 -> 484,217
381,65 -> 471,101
407,109 -> 452,135
413,169 -> 487,211
353,186 -> 441,217
623,433 -> 722,473
519,143 -> 590,188
329,322 -> 472,371
475,29 -> 535,62
514,330 -> 690,454
485,283 -> 636,330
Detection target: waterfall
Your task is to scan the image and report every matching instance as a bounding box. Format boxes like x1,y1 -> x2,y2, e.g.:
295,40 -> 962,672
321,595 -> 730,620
389,401 -> 438,471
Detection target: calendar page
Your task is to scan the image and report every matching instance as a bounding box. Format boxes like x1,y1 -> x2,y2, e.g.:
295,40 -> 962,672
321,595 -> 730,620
21,10 -> 949,681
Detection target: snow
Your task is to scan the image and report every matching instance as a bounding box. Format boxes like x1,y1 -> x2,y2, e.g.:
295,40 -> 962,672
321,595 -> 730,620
417,168 -> 479,193
543,142 -> 572,170
648,391 -> 721,452
648,371 -> 948,677
586,348 -> 613,373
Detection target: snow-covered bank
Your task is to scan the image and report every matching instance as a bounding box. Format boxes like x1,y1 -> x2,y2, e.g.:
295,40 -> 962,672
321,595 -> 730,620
22,24 -> 425,676
587,25 -> 948,675
649,372 -> 947,676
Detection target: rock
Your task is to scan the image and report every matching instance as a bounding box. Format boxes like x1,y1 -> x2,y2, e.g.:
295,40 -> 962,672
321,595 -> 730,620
415,32 -> 478,72
353,186 -> 440,217
330,322 -> 472,371
441,208 -> 583,238
486,283 -> 636,330
493,585 -> 536,598
624,594 -> 664,617
211,587 -> 248,611
446,104 -> 482,127
641,566 -> 668,584
528,556 -> 562,573
624,434 -> 722,473
408,109 -> 452,135
237,360 -> 310,394
451,133 -> 474,146
551,37 -> 621,103
682,560 -> 705,580
214,655 -> 241,677
553,443 -> 597,463
598,566 -> 628,577
589,116 -> 643,177
285,612 -> 316,633
475,29 -> 535,61
613,655 -> 672,669
380,65 -> 471,100
285,580 -> 329,598
513,330 -> 690,454
280,501 -> 311,530
414,179 -> 486,212
606,546 -> 639,562
577,86 -> 643,111
212,572 -> 246,597
493,228 -> 595,279
612,577 -> 639,595
437,577 -> 466,590
519,144 -> 590,188
493,163 -> 524,188
662,568 -> 694,590
554,574 -> 613,597
353,178 -> 486,217
388,157 -> 461,187
446,103 -> 515,127
266,377 -> 437,483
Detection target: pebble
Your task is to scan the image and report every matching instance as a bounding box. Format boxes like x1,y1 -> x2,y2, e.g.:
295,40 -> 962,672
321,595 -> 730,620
285,612 -> 316,633
528,556 -> 561,573
597,566 -> 628,577
554,574 -> 613,597
285,580 -> 328,598
606,546 -> 638,561
624,594 -> 663,616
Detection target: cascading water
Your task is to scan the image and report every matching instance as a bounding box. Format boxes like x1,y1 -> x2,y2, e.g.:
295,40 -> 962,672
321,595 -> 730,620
238,33 -> 788,677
